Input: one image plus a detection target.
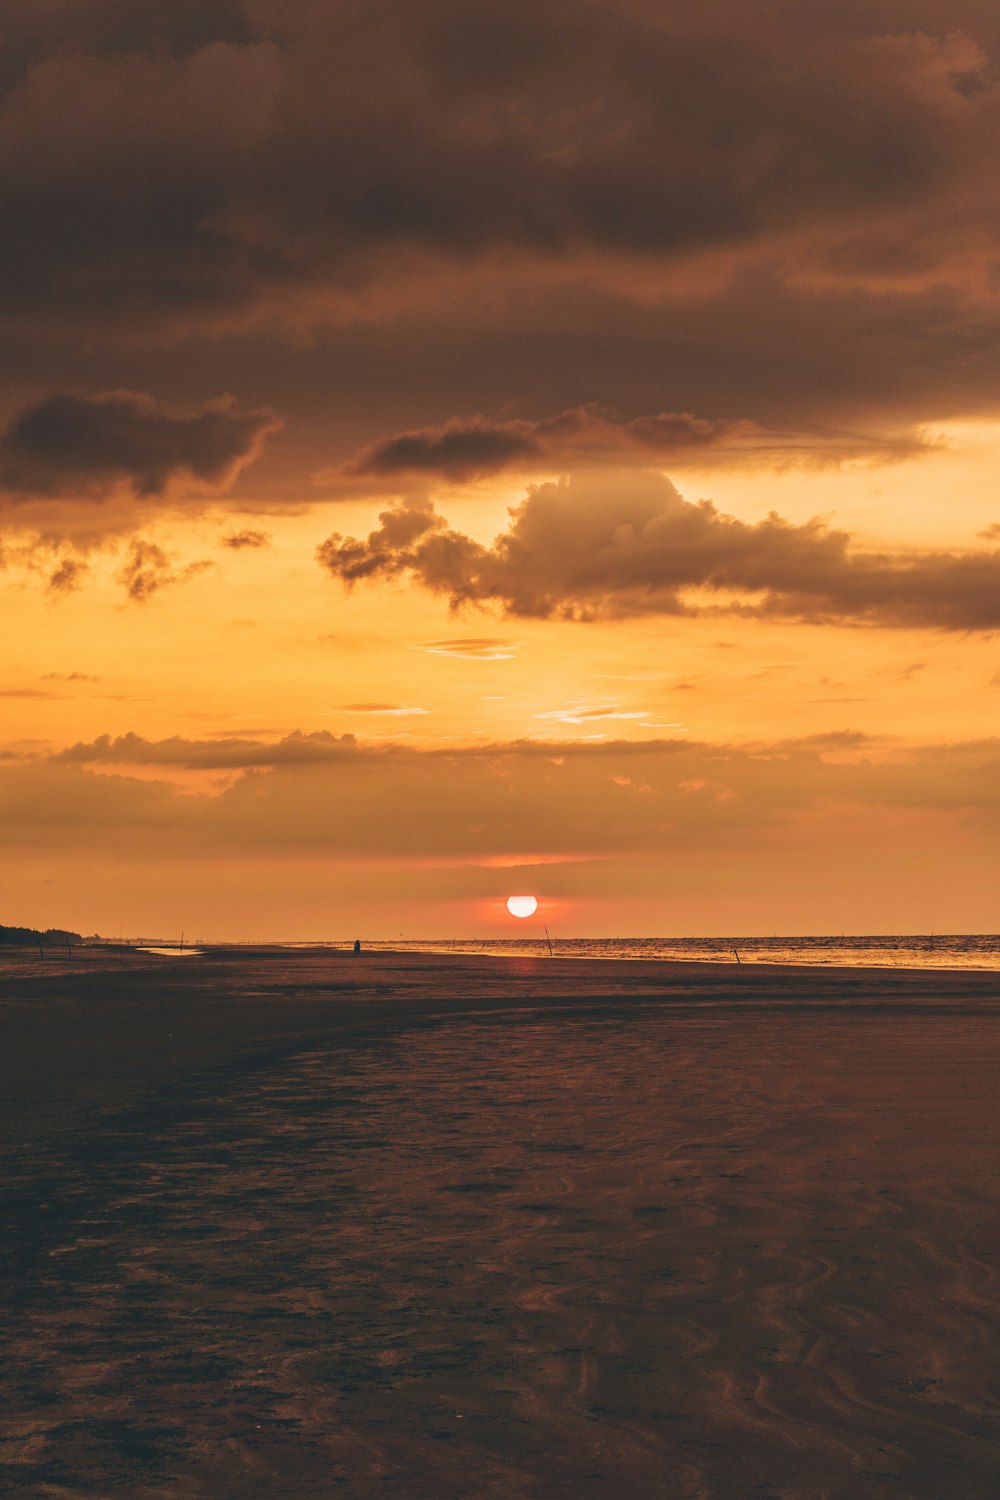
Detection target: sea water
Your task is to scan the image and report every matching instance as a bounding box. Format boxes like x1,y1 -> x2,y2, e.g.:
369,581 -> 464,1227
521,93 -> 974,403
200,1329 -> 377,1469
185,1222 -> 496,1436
370,934 -> 1000,972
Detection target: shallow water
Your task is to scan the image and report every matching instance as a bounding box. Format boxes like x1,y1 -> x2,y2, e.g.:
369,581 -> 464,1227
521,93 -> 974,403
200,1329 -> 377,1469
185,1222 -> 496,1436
377,933 -> 1000,972
5,1000 -> 1000,1497
134,948 -> 202,957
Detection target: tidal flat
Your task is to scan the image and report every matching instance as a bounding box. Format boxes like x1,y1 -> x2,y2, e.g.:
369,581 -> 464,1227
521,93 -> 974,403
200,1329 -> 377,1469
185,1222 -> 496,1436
3,947 -> 1000,1498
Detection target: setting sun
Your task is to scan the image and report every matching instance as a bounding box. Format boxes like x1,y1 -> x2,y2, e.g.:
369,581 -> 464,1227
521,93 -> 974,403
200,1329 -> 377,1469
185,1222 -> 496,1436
506,895 -> 538,919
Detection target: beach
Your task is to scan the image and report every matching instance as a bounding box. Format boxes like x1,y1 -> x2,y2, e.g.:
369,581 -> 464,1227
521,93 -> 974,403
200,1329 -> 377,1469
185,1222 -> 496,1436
3,947 -> 1000,1498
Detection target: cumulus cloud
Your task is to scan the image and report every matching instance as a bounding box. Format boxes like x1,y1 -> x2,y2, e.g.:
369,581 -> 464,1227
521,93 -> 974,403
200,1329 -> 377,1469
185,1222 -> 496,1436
317,471 -> 1000,629
0,392 -> 277,502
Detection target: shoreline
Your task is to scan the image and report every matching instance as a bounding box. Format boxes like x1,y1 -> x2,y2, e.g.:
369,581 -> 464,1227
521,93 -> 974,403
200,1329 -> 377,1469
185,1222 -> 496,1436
26,934 -> 999,976
8,937 -> 1000,983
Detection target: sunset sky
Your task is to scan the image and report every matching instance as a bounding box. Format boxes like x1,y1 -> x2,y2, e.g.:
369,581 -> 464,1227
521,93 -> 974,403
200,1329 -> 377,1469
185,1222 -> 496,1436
3,0 -> 1000,939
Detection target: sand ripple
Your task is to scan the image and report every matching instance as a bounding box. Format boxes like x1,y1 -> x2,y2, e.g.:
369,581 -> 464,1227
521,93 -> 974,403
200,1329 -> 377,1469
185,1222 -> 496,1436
5,1004 -> 1000,1497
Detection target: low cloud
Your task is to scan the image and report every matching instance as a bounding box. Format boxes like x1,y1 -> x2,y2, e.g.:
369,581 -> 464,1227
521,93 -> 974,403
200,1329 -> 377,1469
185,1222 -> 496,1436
317,472 -> 1000,630
0,392 -> 278,502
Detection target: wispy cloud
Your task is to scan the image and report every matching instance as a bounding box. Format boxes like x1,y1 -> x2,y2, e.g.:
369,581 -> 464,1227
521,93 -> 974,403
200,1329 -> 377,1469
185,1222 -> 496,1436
421,638 -> 518,660
535,705 -> 650,725
339,704 -> 429,717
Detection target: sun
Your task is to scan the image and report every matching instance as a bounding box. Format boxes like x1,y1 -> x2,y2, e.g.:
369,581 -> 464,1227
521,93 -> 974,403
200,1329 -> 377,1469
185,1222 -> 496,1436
506,894 -> 538,918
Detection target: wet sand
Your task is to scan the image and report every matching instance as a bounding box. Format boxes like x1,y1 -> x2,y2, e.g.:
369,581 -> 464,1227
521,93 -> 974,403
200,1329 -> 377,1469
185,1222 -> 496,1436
3,947 -> 1000,1498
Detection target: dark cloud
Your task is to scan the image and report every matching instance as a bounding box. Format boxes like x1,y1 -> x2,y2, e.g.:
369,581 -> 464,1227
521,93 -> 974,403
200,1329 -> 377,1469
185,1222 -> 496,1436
349,421 -> 540,483
337,407 -> 757,486
42,672 -> 99,682
0,0 -> 997,342
0,392 -> 277,501
0,0 -> 996,486
0,2 -> 253,95
116,539 -> 213,602
220,527 -> 271,548
219,267 -> 997,492
317,472 -> 1000,629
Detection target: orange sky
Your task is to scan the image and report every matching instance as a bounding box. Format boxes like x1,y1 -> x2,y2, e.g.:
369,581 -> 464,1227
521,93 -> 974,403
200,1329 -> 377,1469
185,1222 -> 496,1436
2,1 -> 1000,939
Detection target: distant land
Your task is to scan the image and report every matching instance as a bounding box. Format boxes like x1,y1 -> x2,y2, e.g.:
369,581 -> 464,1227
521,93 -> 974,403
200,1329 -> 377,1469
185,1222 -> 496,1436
1,923 -> 83,947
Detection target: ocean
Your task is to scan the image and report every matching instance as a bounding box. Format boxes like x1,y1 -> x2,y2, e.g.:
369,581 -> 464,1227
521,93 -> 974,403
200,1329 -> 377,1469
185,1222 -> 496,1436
370,934 -> 1000,972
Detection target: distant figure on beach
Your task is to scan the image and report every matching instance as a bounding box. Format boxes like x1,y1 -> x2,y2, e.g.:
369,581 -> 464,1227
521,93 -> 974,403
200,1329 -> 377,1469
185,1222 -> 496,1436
353,939 -> 361,954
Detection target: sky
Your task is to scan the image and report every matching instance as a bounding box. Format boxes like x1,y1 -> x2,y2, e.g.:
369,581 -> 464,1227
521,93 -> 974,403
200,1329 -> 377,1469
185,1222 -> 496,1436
2,0 -> 1000,939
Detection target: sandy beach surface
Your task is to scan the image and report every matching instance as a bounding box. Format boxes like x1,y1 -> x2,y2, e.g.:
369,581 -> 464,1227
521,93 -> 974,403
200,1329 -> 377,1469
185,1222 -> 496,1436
3,946 -> 1000,1499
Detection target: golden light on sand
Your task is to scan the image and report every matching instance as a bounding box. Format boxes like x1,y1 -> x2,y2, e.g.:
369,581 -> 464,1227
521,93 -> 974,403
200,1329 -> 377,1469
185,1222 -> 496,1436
507,895 -> 538,918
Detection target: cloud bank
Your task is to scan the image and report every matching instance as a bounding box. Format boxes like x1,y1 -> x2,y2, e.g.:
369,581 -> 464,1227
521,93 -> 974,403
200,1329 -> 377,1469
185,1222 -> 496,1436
6,730 -> 1000,863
